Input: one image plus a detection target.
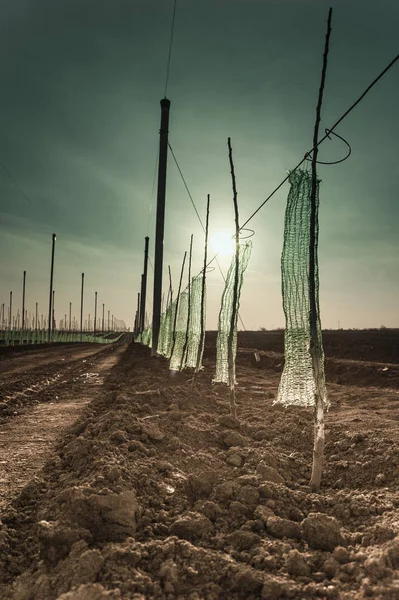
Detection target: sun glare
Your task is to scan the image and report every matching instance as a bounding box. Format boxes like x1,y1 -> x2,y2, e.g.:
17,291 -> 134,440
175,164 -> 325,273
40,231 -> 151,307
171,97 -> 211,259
210,231 -> 235,256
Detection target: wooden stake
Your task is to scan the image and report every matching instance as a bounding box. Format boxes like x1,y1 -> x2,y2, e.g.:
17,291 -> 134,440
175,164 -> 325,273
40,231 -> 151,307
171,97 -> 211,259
309,7 -> 333,493
227,138 -> 240,420
170,251 -> 187,360
181,234 -> 193,369
193,194 -> 210,387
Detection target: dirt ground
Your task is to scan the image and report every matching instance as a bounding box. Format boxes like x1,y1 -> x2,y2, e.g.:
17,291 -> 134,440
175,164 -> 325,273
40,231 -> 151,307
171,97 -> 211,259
0,330 -> 398,600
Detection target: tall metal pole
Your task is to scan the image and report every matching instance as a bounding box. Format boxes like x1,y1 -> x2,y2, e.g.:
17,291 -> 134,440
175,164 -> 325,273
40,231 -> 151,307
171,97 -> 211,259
107,310 -> 110,332
94,291 -> 97,334
48,233 -> 56,343
35,302 -> 38,330
136,292 -> 140,336
69,302 -> 72,332
138,275 -> 144,330
80,273 -> 84,342
9,291 -> 12,330
22,270 -> 26,330
52,290 -> 55,333
152,98 -> 171,355
102,303 -> 105,333
140,236 -> 149,333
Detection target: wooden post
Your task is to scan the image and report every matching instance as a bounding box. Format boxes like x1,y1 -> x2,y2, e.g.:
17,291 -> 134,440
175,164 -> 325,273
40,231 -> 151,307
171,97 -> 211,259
80,273 -> 84,342
309,7 -> 333,493
48,233 -> 56,343
152,98 -> 171,356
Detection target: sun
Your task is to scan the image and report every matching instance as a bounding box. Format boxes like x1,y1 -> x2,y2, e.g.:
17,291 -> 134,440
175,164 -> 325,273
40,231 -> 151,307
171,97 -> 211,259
210,231 -> 235,256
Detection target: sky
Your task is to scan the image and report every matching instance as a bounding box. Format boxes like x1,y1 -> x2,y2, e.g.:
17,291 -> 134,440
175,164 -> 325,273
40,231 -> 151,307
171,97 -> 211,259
0,0 -> 398,331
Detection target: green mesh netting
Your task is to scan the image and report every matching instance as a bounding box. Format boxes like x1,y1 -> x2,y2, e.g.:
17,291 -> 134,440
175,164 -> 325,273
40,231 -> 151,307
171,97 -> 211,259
158,300 -> 177,358
169,292 -> 189,371
185,274 -> 206,370
275,169 -> 328,408
213,240 -> 252,384
141,326 -> 152,347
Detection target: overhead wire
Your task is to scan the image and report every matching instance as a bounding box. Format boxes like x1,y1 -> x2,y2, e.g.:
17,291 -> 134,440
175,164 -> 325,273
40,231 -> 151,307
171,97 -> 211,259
239,52 -> 399,231
0,161 -> 35,205
164,0 -> 178,98
168,141 -> 247,331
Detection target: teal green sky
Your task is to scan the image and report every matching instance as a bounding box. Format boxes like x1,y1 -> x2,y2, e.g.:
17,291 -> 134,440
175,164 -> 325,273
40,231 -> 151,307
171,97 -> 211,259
0,0 -> 398,330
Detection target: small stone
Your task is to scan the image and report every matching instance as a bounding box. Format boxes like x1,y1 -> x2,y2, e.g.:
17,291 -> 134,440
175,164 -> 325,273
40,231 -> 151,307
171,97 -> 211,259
56,583 -> 121,599
364,553 -> 388,583
110,430 -> 128,444
213,480 -> 235,503
222,430 -> 247,448
266,516 -> 302,540
375,473 -> 386,486
254,505 -> 275,524
218,414 -> 240,429
169,512 -> 212,541
254,430 -> 269,441
286,549 -> 310,576
261,577 -> 285,599
227,530 -> 261,551
231,567 -> 263,594
302,513 -> 345,551
229,501 -> 253,519
289,506 -> 304,522
226,453 -> 244,467
385,539 -> 399,569
186,471 -> 219,499
256,463 -> 285,484
333,546 -> 350,564
201,501 -> 223,521
323,558 -> 338,579
237,485 -> 260,507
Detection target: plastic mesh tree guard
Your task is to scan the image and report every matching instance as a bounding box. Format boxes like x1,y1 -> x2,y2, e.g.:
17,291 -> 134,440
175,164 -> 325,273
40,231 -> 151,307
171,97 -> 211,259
185,274 -> 206,369
275,169 -> 328,408
158,300 -> 177,358
141,326 -> 152,348
214,240 -> 252,384
169,292 -> 189,371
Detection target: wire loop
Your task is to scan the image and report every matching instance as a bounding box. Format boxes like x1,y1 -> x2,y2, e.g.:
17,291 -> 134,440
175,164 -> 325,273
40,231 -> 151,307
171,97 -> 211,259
305,128 -> 351,165
238,228 -> 255,240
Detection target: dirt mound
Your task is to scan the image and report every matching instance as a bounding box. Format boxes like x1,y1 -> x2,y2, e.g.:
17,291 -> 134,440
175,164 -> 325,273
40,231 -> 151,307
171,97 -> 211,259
0,340 -> 398,599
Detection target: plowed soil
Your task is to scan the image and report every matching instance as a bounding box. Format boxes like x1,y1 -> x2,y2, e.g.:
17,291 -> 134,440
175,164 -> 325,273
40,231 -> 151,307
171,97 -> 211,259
0,330 -> 398,600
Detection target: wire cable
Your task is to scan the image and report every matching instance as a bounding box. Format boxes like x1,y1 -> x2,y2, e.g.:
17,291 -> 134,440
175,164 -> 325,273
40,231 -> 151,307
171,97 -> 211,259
240,52 -> 399,231
164,0 -> 178,98
0,161 -> 34,205
168,142 -> 247,330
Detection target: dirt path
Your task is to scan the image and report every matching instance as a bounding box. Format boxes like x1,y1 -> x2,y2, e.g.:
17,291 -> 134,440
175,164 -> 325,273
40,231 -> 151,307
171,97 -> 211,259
0,343 -> 122,423
0,343 -> 109,376
0,345 -> 124,511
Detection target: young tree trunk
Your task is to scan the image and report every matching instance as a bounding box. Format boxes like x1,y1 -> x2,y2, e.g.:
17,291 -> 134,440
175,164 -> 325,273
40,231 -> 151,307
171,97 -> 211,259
227,138 -> 240,419
308,7 -> 332,492
310,393 -> 325,492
